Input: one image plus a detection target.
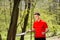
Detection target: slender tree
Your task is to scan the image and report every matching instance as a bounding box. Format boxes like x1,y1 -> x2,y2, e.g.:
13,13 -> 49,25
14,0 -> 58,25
0,34 -> 2,40
58,0 -> 60,25
20,0 -> 31,40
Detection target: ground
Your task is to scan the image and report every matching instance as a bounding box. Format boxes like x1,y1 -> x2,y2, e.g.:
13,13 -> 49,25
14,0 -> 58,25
47,36 -> 60,40
16,34 -> 60,40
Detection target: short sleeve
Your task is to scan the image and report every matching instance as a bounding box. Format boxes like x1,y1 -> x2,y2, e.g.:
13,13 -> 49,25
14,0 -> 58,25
44,22 -> 48,28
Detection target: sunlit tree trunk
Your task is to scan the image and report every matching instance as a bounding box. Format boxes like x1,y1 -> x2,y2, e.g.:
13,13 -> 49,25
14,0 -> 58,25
55,0 -> 60,25
9,0 -> 12,15
58,0 -> 60,25
59,0 -> 60,6
52,0 -> 57,13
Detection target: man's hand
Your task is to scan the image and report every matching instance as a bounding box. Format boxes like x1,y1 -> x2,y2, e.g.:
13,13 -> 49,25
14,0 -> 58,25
28,30 -> 32,32
42,32 -> 45,35
42,28 -> 49,35
27,30 -> 32,33
27,29 -> 35,33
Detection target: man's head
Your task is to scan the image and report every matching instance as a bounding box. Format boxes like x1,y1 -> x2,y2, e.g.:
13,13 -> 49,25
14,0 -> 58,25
34,13 -> 40,20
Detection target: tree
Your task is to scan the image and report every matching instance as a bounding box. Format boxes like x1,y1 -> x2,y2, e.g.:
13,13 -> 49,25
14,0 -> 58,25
20,0 -> 31,40
7,0 -> 21,40
0,34 -> 2,40
58,0 -> 60,25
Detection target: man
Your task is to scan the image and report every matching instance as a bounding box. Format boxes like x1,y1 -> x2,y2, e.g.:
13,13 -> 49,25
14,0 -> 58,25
28,13 -> 48,40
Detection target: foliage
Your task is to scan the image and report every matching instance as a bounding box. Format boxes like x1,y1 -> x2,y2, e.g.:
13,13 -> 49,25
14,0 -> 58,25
0,0 -> 60,40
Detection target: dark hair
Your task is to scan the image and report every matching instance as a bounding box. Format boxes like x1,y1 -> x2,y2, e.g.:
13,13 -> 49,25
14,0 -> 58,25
34,13 -> 40,16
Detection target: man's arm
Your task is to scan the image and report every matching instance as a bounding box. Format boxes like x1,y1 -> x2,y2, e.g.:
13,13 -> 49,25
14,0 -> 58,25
46,28 -> 49,32
42,28 -> 49,35
42,22 -> 49,35
27,28 -> 35,33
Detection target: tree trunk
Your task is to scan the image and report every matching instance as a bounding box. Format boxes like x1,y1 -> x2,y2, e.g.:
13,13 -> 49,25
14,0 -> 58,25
20,0 -> 31,40
59,0 -> 60,6
7,0 -> 21,40
58,0 -> 60,25
20,13 -> 29,40
0,34 -> 2,40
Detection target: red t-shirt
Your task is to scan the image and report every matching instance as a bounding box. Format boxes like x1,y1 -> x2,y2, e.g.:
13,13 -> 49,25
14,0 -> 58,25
33,20 -> 48,38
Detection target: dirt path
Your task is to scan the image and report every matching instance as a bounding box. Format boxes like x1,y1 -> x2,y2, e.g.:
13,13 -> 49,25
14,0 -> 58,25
47,36 -> 60,40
